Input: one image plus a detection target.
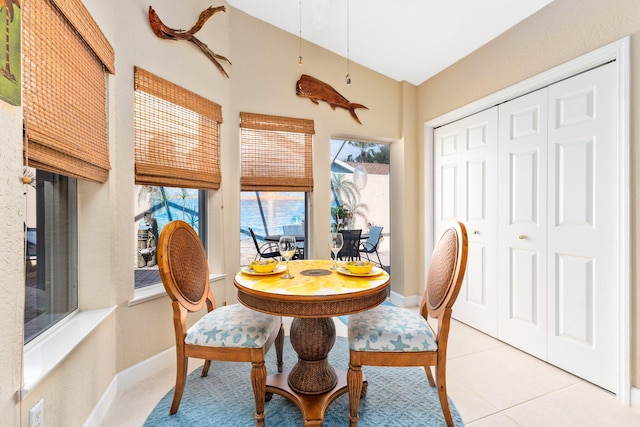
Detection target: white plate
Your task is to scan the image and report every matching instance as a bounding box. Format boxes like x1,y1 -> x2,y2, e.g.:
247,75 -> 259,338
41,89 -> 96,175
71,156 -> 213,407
336,266 -> 384,277
241,264 -> 286,276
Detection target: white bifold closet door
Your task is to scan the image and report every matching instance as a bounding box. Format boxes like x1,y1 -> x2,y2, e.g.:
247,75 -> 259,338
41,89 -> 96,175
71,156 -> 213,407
545,62 -> 618,392
435,61 -> 618,392
434,109 -> 498,336
497,87 -> 549,360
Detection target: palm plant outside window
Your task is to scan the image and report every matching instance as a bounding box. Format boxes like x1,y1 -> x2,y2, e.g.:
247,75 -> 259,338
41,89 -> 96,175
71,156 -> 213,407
330,140 -> 390,269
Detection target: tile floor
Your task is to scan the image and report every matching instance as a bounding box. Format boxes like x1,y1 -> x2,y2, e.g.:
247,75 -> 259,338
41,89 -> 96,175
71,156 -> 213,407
100,311 -> 640,426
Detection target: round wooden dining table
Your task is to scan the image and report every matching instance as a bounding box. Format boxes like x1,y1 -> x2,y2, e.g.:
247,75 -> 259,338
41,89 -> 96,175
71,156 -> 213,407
234,259 -> 390,427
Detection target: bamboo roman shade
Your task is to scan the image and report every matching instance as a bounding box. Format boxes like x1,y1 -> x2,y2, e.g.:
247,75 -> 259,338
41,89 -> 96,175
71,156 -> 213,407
23,0 -> 115,183
134,67 -> 222,190
240,112 -> 314,192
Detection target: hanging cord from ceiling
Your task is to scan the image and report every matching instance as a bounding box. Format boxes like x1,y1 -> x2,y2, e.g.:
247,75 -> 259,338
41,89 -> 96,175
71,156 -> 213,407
345,0 -> 351,85
298,0 -> 303,65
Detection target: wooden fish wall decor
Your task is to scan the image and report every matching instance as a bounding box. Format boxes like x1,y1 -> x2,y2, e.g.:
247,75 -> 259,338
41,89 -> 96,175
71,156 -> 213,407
148,6 -> 231,79
296,74 -> 368,124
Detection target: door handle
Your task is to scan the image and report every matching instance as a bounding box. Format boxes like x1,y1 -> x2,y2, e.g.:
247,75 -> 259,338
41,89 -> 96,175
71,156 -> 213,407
473,229 -> 479,235
518,235 -> 526,240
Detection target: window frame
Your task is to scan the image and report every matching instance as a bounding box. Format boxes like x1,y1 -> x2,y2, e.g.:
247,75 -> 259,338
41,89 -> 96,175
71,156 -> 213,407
24,169 -> 79,345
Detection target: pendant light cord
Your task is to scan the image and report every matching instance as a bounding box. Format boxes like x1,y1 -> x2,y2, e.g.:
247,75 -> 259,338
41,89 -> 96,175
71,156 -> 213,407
298,0 -> 303,65
346,0 -> 351,84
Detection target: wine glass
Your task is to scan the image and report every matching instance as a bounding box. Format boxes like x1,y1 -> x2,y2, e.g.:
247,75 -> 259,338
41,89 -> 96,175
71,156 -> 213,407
278,235 -> 297,279
328,232 -> 343,270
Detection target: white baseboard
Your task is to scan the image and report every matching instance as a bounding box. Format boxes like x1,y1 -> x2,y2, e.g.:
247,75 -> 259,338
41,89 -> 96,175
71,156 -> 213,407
389,290 -> 420,308
117,347 -> 175,390
631,387 -> 640,408
83,347 -> 175,427
83,378 -> 118,427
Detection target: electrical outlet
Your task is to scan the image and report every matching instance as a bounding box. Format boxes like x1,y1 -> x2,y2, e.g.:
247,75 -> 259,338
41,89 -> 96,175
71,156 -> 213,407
29,399 -> 43,427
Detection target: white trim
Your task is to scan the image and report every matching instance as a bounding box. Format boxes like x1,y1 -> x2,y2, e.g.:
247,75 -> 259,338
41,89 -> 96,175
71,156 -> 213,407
22,306 -> 117,399
128,273 -> 226,306
83,347 -> 175,427
128,283 -> 166,306
389,290 -> 420,308
116,347 -> 175,391
613,36 -> 632,406
424,37 -> 630,403
631,387 -> 640,409
83,376 -> 118,427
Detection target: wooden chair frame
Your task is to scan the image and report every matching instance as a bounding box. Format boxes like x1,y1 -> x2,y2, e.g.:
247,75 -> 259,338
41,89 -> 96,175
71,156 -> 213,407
347,221 -> 468,426
158,220 -> 284,426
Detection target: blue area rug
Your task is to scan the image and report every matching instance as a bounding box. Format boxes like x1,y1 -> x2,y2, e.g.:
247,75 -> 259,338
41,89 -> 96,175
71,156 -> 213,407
144,336 -> 464,426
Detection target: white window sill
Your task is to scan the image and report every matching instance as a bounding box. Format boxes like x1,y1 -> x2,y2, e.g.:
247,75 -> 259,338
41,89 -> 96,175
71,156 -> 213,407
128,273 -> 226,306
22,306 -> 116,399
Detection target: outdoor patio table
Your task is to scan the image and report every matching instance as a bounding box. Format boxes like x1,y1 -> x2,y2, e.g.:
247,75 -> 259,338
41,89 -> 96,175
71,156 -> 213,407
264,234 -> 305,242
234,259 -> 390,427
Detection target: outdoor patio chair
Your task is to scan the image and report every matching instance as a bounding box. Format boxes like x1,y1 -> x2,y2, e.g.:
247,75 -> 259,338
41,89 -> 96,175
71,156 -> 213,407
337,229 -> 362,261
359,226 -> 383,267
283,224 -> 305,259
249,227 -> 281,261
158,220 -> 285,426
347,221 -> 468,426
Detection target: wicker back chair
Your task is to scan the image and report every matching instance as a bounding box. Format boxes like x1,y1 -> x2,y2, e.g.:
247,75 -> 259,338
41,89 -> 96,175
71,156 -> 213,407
158,220 -> 284,426
347,221 -> 468,426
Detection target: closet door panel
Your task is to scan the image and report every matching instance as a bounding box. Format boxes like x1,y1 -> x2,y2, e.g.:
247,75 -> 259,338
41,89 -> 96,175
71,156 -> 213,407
434,108 -> 498,336
497,88 -> 548,358
439,163 -> 458,220
547,62 -> 618,392
555,138 -> 594,225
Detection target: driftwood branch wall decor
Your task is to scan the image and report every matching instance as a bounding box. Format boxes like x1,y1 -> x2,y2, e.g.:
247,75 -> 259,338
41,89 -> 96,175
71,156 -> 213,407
148,6 -> 231,79
295,74 -> 368,124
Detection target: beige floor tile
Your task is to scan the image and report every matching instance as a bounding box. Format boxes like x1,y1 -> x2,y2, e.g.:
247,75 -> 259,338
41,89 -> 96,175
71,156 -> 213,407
503,381 -> 640,427
447,345 -> 581,410
466,412 -> 521,426
446,374 -> 501,423
447,319 -> 506,359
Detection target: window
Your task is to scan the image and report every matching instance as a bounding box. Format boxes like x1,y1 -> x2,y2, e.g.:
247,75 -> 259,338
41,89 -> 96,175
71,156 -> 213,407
133,67 -> 222,190
239,113 -> 314,264
22,0 -> 113,343
239,113 -> 314,192
330,139 -> 390,267
23,0 -> 115,183
134,185 -> 206,289
24,168 -> 78,344
133,68 -> 221,288
240,191 -> 307,265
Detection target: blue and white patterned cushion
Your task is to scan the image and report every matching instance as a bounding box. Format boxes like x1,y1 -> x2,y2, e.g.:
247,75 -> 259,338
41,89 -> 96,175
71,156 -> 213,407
348,305 -> 437,352
185,304 -> 279,348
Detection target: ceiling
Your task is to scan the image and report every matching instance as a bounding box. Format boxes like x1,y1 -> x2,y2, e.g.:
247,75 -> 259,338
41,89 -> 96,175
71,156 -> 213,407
228,0 -> 555,86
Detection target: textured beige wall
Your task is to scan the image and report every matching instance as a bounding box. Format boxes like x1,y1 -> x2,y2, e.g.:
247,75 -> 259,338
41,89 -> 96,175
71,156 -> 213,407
1,0 -> 411,425
106,0 -> 233,374
14,0 -> 638,425
0,97 -> 26,427
417,0 -> 640,387
226,8 -> 412,299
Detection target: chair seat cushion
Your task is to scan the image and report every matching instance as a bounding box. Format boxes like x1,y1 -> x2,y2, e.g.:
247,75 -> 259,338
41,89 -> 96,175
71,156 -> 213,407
185,304 -> 279,348
348,305 -> 437,352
